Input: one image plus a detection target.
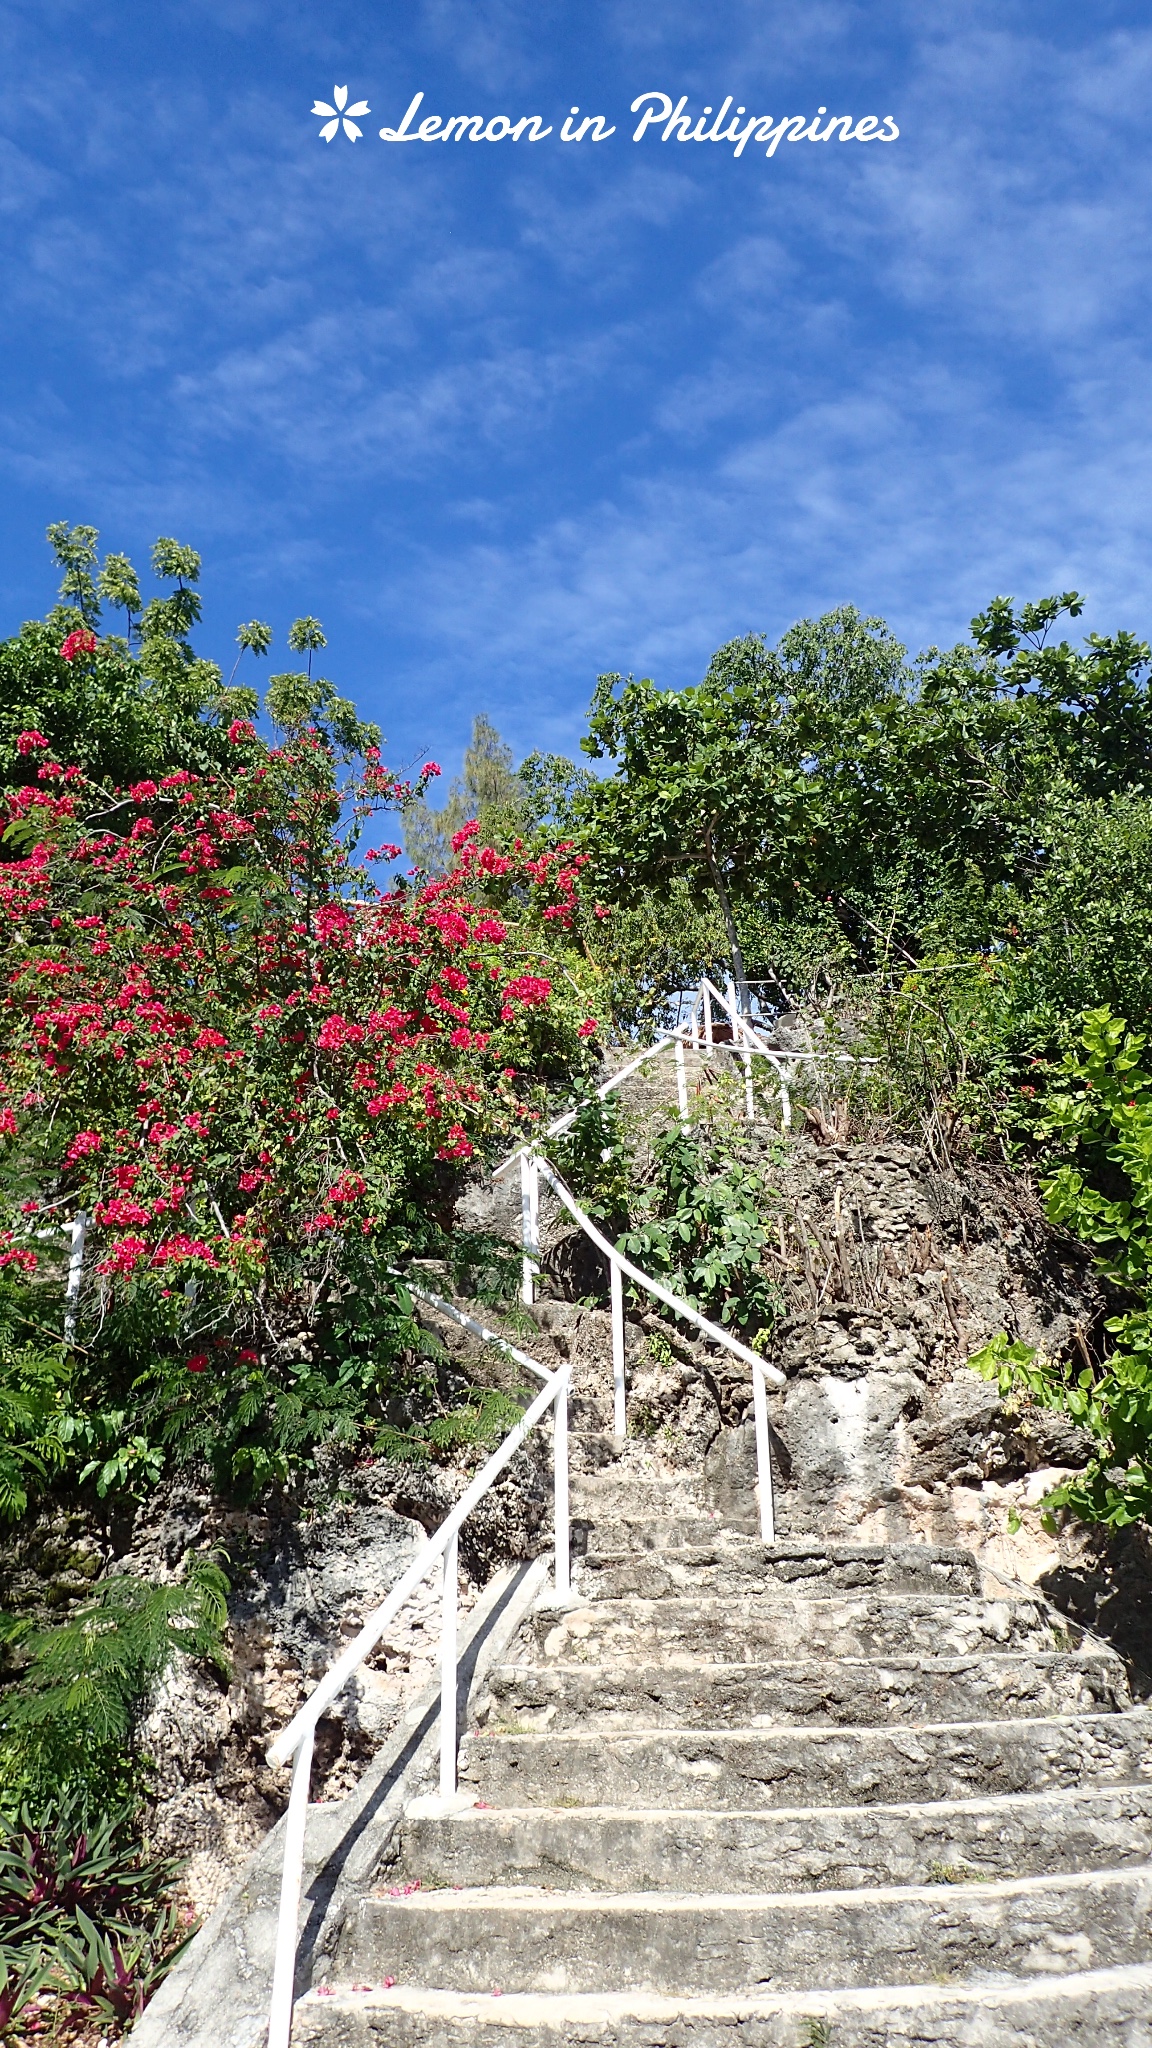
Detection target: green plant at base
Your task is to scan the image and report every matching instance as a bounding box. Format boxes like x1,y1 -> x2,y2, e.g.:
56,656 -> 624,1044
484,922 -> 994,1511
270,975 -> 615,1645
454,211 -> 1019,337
970,1008 -> 1152,1529
0,1555 -> 229,1821
0,1944 -> 52,2035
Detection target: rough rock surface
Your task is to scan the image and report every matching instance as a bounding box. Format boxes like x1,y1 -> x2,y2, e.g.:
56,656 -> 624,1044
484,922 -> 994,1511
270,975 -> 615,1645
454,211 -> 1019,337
460,1068 -> 1152,1685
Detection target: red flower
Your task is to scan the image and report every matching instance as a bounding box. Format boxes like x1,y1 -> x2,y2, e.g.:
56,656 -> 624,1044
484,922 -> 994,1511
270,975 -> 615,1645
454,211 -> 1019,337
577,1019 -> 598,1037
421,761 -> 441,777
16,730 -> 49,755
317,1013 -> 364,1050
130,780 -> 159,803
59,629 -> 97,662
65,1129 -> 103,1162
96,1236 -> 149,1277
0,1248 -> 37,1274
186,1353 -> 209,1373
228,719 -> 256,743
501,974 -> 551,1009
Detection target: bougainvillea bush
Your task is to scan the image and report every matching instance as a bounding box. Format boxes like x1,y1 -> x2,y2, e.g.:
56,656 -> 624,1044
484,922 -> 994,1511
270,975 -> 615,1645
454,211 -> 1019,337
0,661 -> 599,1507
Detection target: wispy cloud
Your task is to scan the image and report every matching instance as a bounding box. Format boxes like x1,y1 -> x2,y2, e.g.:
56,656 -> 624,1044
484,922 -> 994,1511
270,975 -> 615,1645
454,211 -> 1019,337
1,1 -> 1151,783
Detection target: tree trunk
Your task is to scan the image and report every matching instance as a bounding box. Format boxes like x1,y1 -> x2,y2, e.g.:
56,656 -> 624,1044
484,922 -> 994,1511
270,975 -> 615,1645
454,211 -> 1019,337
704,832 -> 751,1015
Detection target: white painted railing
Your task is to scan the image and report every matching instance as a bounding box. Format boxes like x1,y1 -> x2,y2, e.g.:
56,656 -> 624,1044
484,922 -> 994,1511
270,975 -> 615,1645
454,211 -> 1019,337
507,1152 -> 785,1539
263,1276 -> 569,2048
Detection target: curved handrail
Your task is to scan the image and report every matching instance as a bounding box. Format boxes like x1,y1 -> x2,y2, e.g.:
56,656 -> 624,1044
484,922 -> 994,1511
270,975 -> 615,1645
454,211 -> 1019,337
526,1154 -> 784,1543
538,1159 -> 784,1385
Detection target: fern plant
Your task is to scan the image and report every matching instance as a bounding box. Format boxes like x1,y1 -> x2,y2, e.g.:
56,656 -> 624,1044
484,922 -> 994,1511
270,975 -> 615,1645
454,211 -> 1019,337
0,1555 -> 229,1820
0,1283 -> 70,1522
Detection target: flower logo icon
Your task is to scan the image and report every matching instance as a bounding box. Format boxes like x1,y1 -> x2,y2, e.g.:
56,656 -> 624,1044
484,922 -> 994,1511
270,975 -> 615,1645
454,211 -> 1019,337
312,86 -> 370,142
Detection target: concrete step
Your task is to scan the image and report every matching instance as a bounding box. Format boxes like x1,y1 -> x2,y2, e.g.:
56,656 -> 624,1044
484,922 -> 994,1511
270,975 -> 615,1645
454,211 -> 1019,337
526,1593 -> 1060,1663
461,1710 -> 1152,1810
292,1962 -> 1152,2047
569,1473 -> 707,1516
341,1864 -> 1152,1995
569,1432 -> 628,1475
574,1541 -> 981,1599
575,1514 -> 735,1555
480,1648 -> 1131,1731
567,1397 -> 618,1431
397,1784 -> 1152,1894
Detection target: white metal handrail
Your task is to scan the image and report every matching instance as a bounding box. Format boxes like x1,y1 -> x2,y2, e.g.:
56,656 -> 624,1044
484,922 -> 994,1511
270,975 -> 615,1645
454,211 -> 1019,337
263,1275 -> 571,2048
492,973 -> 876,1192
520,1152 -> 786,1542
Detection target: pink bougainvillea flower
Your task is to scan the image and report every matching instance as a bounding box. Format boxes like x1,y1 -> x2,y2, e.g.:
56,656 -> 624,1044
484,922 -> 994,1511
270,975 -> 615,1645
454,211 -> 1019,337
59,629 -> 97,662
65,1129 -> 103,1162
16,730 -> 49,755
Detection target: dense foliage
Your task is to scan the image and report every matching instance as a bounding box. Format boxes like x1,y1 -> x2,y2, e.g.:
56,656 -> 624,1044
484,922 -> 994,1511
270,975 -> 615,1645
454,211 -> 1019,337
0,576 -> 599,1512
972,1010 -> 1152,1531
0,524 -> 608,2031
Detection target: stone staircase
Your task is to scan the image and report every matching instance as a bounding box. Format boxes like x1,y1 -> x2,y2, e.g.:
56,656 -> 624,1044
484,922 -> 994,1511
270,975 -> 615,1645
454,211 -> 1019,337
295,1441 -> 1152,2044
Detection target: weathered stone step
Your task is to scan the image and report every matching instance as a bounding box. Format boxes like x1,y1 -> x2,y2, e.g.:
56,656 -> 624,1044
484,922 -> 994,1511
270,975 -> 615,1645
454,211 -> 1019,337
480,1648 -> 1131,1731
527,1593 -> 1059,1664
575,1514 -> 734,1555
292,1961 -> 1152,2047
462,1710 -> 1152,1810
570,1473 -> 707,1516
569,1433 -> 628,1474
342,1864 -> 1152,1995
398,1783 -> 1152,1894
567,1397 -> 618,1430
574,1541 -> 981,1599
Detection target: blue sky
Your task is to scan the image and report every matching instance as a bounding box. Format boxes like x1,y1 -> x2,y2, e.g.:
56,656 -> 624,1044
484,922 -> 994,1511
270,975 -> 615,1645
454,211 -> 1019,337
1,1 -> 1150,783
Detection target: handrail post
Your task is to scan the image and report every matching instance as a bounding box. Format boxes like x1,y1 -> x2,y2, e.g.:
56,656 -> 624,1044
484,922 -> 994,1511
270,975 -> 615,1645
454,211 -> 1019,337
674,1035 -> 688,1121
63,1210 -> 87,1345
553,1367 -> 570,1597
266,1724 -> 314,2048
439,1531 -> 458,1798
520,1151 -> 540,1305
751,1361 -> 775,1543
691,990 -> 701,1052
610,1256 -> 626,1437
704,986 -> 713,1055
743,1045 -> 755,1122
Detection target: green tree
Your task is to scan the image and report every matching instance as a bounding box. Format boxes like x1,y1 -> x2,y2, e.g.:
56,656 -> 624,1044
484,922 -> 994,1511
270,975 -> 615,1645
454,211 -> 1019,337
404,713 -> 527,873
3,526 -> 243,792
578,637 -> 807,1008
